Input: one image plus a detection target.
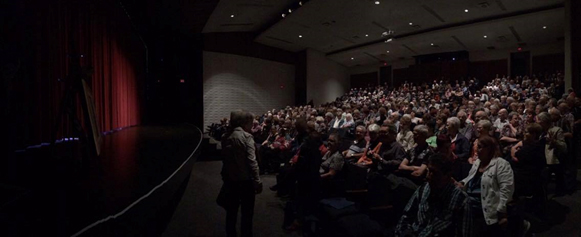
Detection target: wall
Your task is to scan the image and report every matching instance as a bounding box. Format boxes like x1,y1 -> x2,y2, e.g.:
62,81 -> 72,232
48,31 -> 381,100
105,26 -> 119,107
306,49 -> 349,106
203,51 -> 295,128
470,42 -> 564,76
347,58 -> 415,76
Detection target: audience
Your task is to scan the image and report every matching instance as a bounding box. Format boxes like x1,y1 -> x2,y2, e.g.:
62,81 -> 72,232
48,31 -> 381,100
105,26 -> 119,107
210,72 -> 579,236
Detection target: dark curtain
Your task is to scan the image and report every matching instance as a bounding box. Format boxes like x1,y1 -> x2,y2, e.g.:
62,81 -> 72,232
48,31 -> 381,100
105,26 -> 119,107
2,0 -> 145,152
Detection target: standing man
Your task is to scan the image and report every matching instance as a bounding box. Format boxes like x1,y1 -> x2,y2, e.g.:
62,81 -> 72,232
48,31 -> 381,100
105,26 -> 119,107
221,110 -> 263,237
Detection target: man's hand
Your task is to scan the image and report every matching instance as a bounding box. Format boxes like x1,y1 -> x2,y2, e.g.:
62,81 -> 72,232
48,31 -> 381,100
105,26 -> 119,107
498,217 -> 508,229
254,181 -> 263,194
411,169 -> 423,177
453,178 -> 464,189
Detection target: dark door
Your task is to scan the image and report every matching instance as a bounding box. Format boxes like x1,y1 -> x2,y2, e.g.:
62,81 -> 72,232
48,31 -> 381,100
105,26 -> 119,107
379,66 -> 392,87
511,51 -> 530,78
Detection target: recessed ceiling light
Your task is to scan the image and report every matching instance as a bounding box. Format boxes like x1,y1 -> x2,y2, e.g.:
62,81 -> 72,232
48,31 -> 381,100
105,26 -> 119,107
430,43 -> 434,46
365,34 -> 369,37
484,35 -> 488,38
387,51 -> 390,53
299,35 -> 302,38
464,9 -> 469,13
282,13 -> 286,18
375,1 -> 380,5
409,22 -> 413,25
230,14 -> 235,18
351,57 -> 354,60
299,1 -> 303,6
543,26 -> 547,29
288,9 -> 292,13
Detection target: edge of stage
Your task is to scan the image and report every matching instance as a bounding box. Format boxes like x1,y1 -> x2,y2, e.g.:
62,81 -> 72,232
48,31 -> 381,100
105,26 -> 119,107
0,124 -> 202,236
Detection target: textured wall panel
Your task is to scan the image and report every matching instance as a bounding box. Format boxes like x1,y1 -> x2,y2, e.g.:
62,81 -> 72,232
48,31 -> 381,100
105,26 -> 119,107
203,51 -> 295,128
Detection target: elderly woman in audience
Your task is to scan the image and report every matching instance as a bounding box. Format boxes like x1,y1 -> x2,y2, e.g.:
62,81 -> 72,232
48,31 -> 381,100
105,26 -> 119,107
457,110 -> 474,142
469,120 -> 494,164
357,124 -> 381,166
341,113 -> 355,129
457,136 -> 514,236
397,114 -> 416,152
447,117 -> 471,161
398,125 -> 434,184
320,133 -> 345,196
447,117 -> 471,181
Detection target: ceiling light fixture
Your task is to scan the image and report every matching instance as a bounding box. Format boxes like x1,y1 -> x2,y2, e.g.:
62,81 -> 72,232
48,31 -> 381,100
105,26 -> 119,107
375,1 -> 380,5
351,57 -> 354,60
299,1 -> 303,6
543,26 -> 547,29
387,51 -> 390,53
409,22 -> 413,25
282,13 -> 286,18
230,14 -> 235,18
299,35 -> 302,38
484,35 -> 487,38
385,38 -> 393,43
430,43 -> 434,46
365,34 -> 369,37
464,9 -> 469,12
288,9 -> 292,13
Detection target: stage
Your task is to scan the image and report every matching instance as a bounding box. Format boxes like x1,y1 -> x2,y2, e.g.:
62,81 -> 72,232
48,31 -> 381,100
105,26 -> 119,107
0,124 -> 202,236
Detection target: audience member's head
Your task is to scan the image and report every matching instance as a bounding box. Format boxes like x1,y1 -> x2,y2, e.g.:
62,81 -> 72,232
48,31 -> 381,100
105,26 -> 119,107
427,153 -> 454,189
413,125 -> 429,145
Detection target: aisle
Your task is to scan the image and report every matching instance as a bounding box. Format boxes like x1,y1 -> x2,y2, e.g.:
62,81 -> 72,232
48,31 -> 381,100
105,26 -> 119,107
162,161 -> 300,237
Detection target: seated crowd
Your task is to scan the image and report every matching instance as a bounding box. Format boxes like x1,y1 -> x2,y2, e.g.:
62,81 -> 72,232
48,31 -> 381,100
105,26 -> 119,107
215,73 -> 581,236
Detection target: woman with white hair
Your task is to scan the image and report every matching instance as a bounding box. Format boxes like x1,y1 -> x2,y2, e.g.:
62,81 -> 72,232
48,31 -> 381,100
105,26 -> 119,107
397,114 -> 415,152
341,113 -> 355,129
447,116 -> 471,181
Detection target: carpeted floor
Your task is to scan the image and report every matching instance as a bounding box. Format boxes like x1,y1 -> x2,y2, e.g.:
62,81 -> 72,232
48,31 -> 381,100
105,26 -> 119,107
162,160 -> 581,237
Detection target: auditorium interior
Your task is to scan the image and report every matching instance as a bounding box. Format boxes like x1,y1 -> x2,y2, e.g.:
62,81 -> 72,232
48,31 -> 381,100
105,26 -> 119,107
1,0 -> 581,236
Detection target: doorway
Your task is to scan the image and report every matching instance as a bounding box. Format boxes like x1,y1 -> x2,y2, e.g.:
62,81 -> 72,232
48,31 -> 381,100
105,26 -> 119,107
511,51 -> 530,78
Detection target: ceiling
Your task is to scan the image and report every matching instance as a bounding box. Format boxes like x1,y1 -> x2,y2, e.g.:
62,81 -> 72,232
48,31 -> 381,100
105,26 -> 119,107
203,0 -> 565,67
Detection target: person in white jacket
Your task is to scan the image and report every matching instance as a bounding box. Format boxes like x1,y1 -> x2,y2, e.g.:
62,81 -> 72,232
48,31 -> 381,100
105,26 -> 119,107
456,135 -> 514,236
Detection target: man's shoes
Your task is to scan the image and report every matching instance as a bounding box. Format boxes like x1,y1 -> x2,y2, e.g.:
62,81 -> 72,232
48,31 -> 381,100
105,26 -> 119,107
269,185 -> 278,191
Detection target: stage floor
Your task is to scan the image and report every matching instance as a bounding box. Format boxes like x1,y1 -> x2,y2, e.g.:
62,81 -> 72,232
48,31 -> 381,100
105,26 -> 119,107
0,124 -> 202,236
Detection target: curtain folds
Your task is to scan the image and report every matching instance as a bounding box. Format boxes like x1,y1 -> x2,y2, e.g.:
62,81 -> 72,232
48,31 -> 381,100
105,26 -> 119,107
13,0 -> 144,148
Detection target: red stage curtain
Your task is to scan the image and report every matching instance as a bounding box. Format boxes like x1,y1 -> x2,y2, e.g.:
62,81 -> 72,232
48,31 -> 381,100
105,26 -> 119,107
11,0 -> 144,149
